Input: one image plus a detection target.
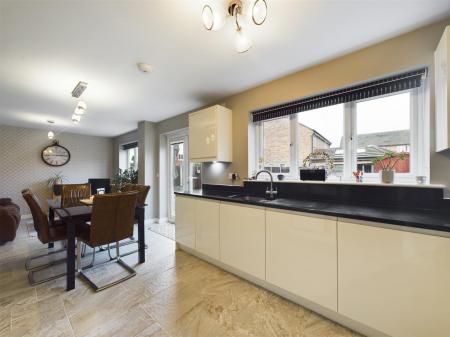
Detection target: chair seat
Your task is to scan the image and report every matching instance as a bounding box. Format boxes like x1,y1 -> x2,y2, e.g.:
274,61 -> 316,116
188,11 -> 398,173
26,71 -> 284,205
45,222 -> 90,244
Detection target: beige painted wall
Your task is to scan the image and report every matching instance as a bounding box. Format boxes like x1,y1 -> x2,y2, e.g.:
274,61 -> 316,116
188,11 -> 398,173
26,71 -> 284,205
0,124 -> 113,215
213,17 -> 450,186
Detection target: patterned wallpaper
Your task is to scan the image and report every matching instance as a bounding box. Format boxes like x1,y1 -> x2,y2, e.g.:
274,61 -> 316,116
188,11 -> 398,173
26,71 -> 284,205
0,125 -> 113,215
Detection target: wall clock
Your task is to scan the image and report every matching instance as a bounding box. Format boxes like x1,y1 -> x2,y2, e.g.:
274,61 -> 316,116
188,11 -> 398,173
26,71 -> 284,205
41,141 -> 71,167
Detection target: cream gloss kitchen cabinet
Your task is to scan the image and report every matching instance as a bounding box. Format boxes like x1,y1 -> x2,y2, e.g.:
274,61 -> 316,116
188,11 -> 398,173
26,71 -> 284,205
195,198 -> 220,260
266,209 -> 338,311
188,105 -> 232,162
338,220 -> 450,337
435,25 -> 450,151
175,195 -> 196,249
219,202 -> 266,279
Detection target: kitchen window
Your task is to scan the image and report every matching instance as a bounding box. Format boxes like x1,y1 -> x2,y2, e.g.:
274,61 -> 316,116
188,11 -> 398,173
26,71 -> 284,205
252,86 -> 428,183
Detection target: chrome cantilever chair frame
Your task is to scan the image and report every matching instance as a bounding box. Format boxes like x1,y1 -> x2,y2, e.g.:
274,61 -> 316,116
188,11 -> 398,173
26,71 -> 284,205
77,240 -> 136,292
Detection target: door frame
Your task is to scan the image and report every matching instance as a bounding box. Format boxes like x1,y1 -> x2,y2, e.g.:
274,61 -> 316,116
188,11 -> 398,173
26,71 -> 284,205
166,128 -> 189,223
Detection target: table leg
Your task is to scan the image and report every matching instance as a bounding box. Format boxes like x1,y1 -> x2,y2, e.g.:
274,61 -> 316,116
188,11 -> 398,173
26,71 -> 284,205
49,207 -> 55,226
48,207 -> 55,249
66,219 -> 76,291
137,207 -> 145,263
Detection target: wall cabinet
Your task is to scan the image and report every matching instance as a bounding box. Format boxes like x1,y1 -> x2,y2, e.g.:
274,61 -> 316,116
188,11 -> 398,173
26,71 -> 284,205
188,105 -> 232,162
435,25 -> 450,151
175,195 -> 196,249
338,220 -> 450,337
195,198 -> 220,260
266,210 -> 338,311
219,202 -> 266,279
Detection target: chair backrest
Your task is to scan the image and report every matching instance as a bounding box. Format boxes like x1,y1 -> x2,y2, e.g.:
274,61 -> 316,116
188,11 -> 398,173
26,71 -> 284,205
89,191 -> 138,246
21,190 -> 50,243
61,183 -> 91,208
121,184 -> 150,207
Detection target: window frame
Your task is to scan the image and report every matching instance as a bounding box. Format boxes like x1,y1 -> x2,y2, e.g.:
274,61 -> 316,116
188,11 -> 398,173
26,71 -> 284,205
252,85 -> 429,183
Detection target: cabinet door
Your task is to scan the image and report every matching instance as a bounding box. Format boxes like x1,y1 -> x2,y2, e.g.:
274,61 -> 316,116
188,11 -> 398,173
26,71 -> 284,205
338,220 -> 450,337
266,210 -> 337,311
435,26 -> 449,151
220,203 -> 266,279
189,107 -> 217,160
195,199 -> 220,260
175,196 -> 196,249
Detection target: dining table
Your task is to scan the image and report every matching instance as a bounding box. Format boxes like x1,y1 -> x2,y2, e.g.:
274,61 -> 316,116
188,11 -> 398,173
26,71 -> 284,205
47,198 -> 146,291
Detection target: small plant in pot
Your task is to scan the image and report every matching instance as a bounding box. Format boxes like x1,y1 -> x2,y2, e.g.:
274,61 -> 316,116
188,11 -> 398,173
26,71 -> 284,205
47,171 -> 67,197
372,151 -> 407,184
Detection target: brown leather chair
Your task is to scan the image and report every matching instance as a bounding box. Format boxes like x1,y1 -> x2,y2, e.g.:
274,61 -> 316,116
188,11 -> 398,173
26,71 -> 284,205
121,184 -> 150,207
76,191 -> 139,291
0,198 -> 20,243
22,189 -> 86,285
61,183 -> 91,208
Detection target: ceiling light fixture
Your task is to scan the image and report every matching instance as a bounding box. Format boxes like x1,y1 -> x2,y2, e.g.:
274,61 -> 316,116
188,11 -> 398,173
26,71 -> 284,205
72,114 -> 81,123
47,120 -> 55,139
74,100 -> 87,115
137,62 -> 152,73
71,81 -> 88,98
202,0 -> 267,53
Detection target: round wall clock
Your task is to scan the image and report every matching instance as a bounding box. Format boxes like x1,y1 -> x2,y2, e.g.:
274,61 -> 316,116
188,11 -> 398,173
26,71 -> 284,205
41,141 -> 71,167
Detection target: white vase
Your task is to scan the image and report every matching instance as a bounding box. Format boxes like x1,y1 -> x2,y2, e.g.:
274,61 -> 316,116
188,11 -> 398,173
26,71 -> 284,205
380,170 -> 395,184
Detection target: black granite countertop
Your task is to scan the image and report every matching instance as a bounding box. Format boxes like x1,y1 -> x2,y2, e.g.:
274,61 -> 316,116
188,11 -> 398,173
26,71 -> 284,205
175,190 -> 450,233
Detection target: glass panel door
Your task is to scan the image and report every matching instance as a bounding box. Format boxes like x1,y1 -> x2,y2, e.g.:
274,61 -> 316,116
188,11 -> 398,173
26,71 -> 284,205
169,141 -> 185,222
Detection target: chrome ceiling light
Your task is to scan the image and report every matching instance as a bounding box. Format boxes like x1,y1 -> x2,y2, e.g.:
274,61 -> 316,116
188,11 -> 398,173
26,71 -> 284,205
47,120 -> 55,139
71,82 -> 88,124
201,0 -> 267,53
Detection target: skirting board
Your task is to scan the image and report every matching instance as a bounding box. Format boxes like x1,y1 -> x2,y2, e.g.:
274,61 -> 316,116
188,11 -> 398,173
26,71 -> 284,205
177,243 -> 390,337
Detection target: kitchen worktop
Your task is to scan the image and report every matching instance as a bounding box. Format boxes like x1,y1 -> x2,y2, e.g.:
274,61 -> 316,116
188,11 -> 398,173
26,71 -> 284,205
176,182 -> 450,233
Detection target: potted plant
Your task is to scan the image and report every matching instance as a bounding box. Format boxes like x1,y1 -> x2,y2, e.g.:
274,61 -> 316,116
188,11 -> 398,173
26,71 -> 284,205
372,151 -> 407,184
111,168 -> 138,192
47,171 -> 67,197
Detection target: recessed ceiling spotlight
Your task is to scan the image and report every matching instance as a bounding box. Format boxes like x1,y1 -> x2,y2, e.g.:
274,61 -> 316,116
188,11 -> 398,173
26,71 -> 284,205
47,131 -> 54,139
137,63 -> 152,73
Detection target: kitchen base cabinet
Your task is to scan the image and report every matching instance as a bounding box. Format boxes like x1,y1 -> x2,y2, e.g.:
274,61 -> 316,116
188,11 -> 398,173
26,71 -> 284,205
266,210 -> 337,311
220,202 -> 266,280
195,199 -> 220,260
338,220 -> 450,337
175,196 -> 196,249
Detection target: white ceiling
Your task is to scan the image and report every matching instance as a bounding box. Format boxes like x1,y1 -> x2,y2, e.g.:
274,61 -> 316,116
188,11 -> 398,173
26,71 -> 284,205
0,0 -> 449,137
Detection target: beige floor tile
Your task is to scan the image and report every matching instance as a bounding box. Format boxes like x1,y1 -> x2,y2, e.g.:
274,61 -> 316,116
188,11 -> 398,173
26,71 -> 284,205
10,296 -> 73,337
0,223 -> 362,337
0,308 -> 11,337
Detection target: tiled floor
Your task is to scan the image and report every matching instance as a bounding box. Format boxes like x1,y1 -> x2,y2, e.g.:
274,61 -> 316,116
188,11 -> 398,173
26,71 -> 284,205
0,221 -> 363,337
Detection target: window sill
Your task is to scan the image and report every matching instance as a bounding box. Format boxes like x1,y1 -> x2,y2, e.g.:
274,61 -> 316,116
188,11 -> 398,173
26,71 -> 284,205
251,178 -> 442,189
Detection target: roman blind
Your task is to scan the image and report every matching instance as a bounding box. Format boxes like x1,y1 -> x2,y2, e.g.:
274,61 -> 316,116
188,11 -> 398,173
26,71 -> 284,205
122,142 -> 138,150
251,68 -> 427,122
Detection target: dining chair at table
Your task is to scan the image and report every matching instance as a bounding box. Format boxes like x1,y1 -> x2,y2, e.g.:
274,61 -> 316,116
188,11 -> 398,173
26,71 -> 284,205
22,189 -> 87,285
121,183 -> 150,207
76,191 -> 139,291
61,183 -> 91,208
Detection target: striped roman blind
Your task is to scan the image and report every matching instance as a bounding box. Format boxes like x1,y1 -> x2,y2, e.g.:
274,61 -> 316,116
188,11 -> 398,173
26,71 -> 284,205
251,68 -> 427,122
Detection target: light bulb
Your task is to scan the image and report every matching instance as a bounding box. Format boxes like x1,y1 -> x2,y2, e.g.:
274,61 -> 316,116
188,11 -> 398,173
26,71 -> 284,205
72,114 -> 81,123
77,100 -> 87,110
252,0 -> 267,25
235,28 -> 252,53
47,131 -> 54,139
75,100 -> 87,115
